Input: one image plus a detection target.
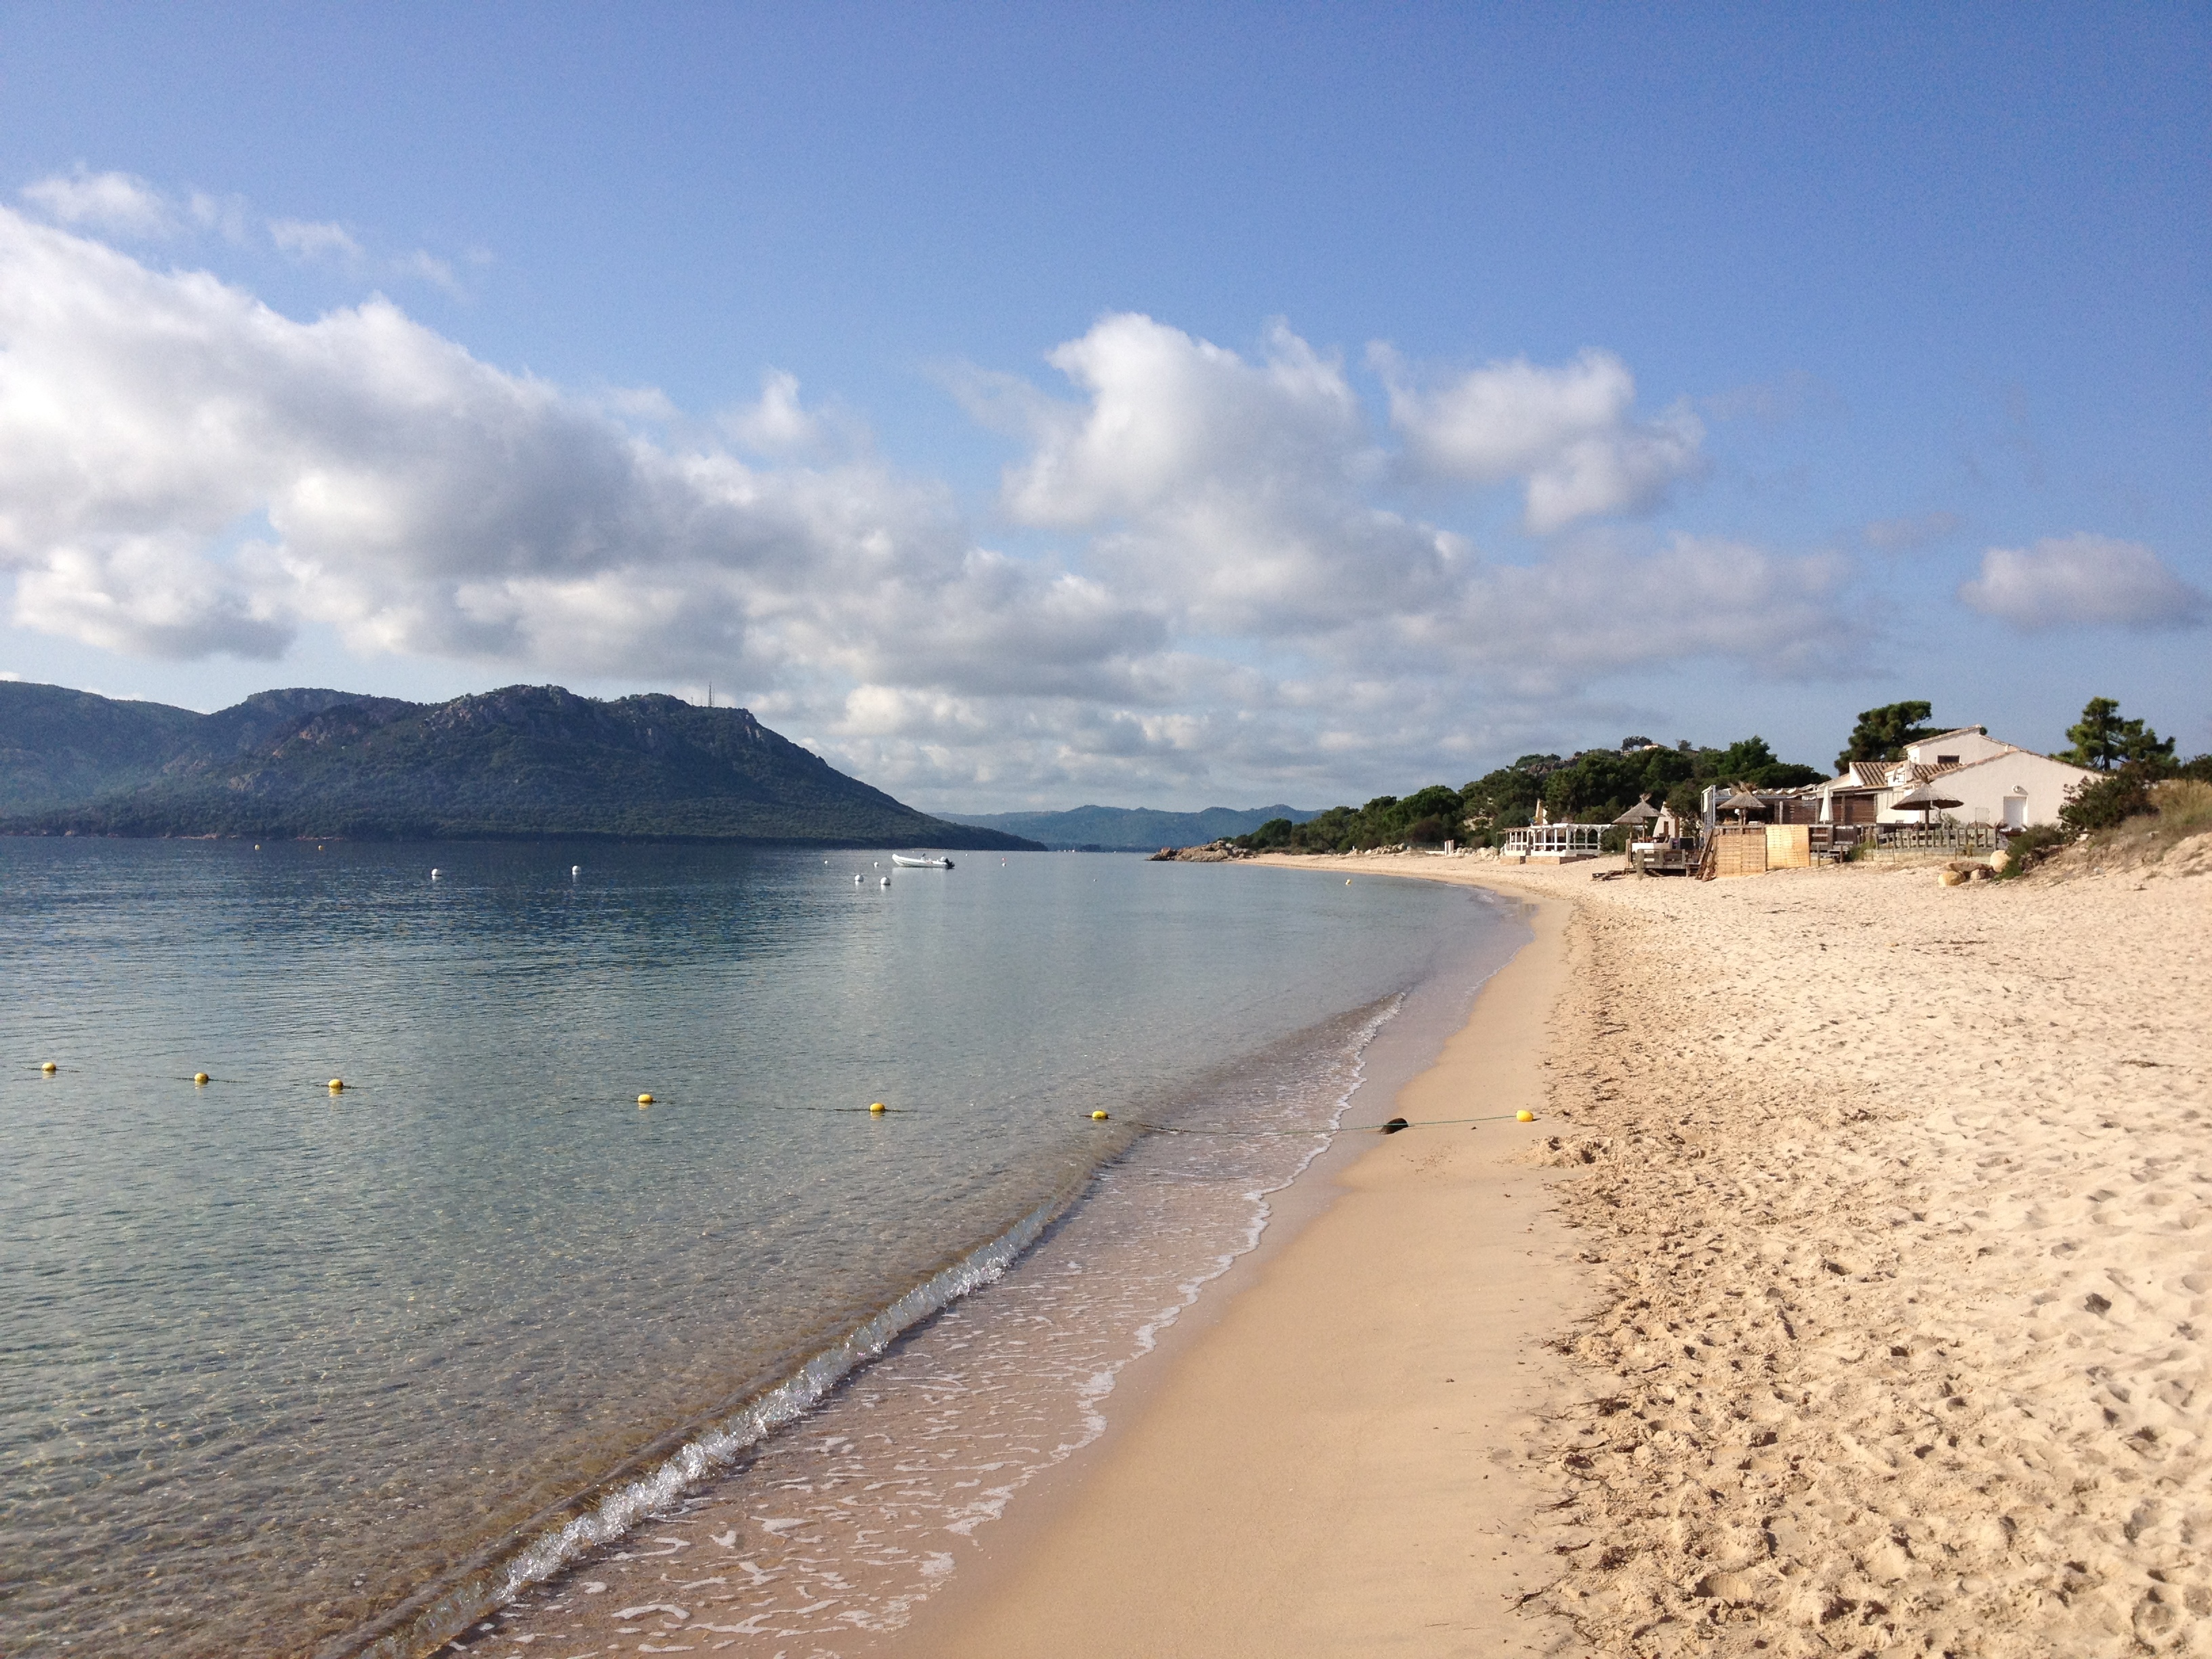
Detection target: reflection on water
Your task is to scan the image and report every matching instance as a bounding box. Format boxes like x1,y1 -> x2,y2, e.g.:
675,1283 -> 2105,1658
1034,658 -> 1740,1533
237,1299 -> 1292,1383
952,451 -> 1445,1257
0,840 -> 1506,1656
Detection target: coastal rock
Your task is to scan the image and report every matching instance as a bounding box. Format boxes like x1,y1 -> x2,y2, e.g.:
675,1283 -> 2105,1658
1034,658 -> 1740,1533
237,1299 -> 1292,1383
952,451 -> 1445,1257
1148,839 -> 1252,863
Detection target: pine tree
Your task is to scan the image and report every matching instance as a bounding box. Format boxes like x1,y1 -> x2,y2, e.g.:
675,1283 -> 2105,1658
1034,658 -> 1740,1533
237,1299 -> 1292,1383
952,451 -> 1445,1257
1835,701 -> 1936,773
2061,697 -> 2174,771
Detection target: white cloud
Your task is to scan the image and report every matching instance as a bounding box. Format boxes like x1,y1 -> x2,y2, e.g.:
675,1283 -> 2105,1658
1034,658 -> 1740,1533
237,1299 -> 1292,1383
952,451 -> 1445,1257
270,218 -> 364,262
1439,534 -> 1863,687
998,315 -> 1450,638
20,167 -> 176,237
0,216 -> 1870,803
1958,533 -> 2208,632
0,205 -> 1151,693
1003,314 -> 1372,527
726,369 -> 825,454
1376,346 -> 1705,533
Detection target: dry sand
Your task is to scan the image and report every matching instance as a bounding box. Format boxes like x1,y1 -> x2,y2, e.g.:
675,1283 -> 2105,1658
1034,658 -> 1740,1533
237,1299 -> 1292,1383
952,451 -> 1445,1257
441,842 -> 2212,1657
1252,845 -> 2208,1658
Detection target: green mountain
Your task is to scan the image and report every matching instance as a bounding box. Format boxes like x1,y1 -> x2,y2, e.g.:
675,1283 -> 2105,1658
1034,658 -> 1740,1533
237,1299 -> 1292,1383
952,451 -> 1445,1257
940,802 -> 1319,850
0,680 -> 1039,848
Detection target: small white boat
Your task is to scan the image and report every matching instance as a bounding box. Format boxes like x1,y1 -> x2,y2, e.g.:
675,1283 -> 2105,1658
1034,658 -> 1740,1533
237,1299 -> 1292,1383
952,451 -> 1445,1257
890,853 -> 954,869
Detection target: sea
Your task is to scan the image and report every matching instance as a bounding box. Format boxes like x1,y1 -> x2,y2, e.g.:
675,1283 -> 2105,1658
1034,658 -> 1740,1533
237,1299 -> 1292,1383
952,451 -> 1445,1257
0,838 -> 1525,1658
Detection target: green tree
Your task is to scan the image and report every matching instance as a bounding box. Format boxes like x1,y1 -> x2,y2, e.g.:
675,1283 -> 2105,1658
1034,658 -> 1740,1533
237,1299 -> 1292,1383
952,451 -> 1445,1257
1835,701 -> 1936,773
2061,697 -> 2175,772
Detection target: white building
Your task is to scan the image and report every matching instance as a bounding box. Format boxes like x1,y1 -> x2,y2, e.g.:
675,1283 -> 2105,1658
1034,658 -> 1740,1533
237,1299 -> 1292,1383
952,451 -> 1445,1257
1816,726 -> 2093,831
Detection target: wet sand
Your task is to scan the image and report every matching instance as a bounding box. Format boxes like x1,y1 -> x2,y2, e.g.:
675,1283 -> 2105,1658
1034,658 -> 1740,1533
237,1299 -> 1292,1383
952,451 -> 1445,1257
898,887 -> 1582,1658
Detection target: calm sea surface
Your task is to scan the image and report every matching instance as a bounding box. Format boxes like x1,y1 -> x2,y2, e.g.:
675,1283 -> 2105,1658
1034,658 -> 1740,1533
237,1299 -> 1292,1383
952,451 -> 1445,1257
0,840 -> 1519,1657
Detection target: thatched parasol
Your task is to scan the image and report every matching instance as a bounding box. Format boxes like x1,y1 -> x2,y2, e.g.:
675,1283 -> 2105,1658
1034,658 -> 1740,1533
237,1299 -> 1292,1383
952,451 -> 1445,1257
1612,794 -> 1660,827
1889,779 -> 1965,825
1717,786 -> 1768,822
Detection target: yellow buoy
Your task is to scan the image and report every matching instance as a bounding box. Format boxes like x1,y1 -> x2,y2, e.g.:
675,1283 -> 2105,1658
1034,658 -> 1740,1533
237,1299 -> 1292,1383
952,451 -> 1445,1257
869,1101 -> 886,1113
194,1071 -> 210,1086
1090,1109 -> 1109,1120
638,1093 -> 655,1106
328,1078 -> 345,1092
1515,1109 -> 1534,1122
41,1060 -> 58,1073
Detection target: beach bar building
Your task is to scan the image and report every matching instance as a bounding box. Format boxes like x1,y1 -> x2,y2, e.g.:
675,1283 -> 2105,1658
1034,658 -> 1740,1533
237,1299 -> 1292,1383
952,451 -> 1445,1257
1499,823 -> 1605,863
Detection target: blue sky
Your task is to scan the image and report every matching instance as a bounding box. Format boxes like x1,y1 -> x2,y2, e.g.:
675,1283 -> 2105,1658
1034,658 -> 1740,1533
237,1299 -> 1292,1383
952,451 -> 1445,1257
0,3 -> 2204,808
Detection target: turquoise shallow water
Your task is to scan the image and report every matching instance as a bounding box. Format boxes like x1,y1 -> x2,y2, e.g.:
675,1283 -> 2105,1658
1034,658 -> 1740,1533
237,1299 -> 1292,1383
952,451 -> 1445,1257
0,840 -> 1514,1656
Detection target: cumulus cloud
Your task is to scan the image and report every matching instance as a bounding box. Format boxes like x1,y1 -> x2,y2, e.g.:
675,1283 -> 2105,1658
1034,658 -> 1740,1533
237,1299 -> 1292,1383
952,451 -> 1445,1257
1957,533 -> 2208,632
1376,346 -> 1705,533
726,369 -> 827,455
999,314 -> 1453,637
1437,535 -> 1862,687
0,205 -> 1147,691
0,216 -> 1868,802
1004,314 -> 1372,526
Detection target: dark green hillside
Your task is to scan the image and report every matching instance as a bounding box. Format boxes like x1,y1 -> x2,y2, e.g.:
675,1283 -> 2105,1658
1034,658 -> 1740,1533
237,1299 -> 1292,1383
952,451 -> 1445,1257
0,680 -> 1036,848
0,680 -> 205,810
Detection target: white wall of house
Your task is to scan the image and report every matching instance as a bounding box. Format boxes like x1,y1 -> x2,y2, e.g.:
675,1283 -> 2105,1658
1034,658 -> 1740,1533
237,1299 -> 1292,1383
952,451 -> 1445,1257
1879,747 -> 2093,827
1902,727 -> 2010,768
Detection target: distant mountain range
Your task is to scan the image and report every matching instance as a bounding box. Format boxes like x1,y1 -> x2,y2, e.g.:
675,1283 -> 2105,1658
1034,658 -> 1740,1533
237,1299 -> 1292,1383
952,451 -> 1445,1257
0,680 -> 1039,849
939,802 -> 1319,850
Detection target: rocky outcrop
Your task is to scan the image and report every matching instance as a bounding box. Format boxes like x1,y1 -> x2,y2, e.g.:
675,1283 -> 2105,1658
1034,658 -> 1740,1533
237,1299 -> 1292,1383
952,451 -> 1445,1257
1147,839 -> 1253,862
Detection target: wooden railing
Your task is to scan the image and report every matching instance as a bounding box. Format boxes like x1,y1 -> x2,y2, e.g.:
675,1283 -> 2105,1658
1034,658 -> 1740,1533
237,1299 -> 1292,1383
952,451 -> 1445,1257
1872,823 -> 1999,852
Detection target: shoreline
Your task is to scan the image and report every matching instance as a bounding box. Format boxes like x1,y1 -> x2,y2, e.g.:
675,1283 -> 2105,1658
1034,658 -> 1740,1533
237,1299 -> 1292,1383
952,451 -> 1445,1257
906,844 -> 2212,1657
897,868 -> 1584,1657
427,843 -> 2210,1656
427,868 -> 1530,1658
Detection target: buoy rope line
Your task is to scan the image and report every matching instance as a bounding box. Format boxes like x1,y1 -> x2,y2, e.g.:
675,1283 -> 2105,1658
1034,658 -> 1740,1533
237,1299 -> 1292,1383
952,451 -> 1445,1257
26,1065 -> 371,1093
22,1067 -> 1538,1132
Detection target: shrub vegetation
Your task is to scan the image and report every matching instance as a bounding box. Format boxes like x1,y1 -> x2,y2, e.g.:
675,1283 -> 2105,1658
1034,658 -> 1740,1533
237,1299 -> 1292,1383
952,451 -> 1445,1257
1235,735 -> 1824,855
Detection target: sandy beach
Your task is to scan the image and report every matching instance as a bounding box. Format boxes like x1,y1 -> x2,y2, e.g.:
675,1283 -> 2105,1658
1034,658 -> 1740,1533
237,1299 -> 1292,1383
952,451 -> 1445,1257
447,842 -> 2211,1657
897,888 -> 1584,1659
912,844 -> 2212,1658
